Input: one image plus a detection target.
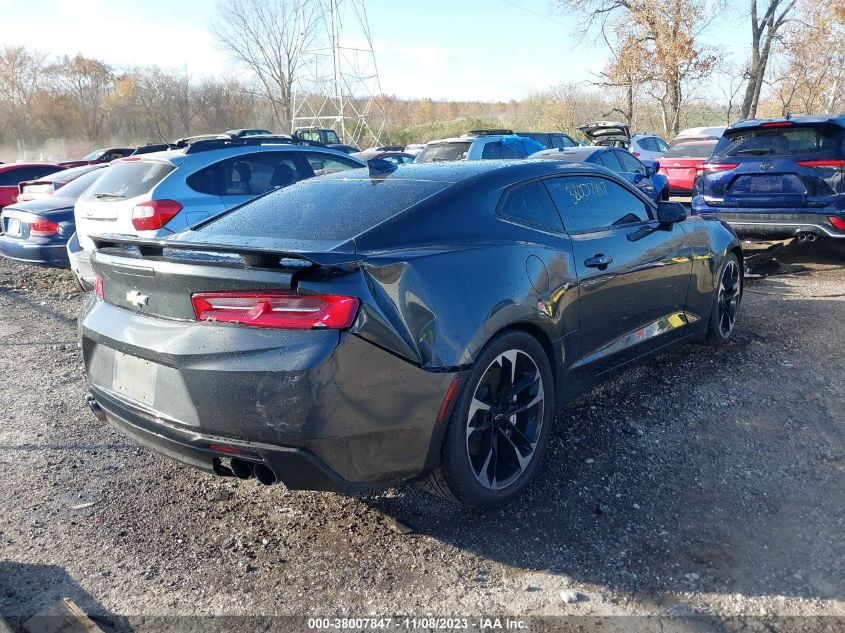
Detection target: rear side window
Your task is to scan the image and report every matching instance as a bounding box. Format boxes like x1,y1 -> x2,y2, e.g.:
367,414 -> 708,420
189,153 -> 307,196
553,135 -> 576,148
596,152 -> 623,171
482,142 -> 522,159
714,125 -> 844,157
199,178 -> 451,241
662,143 -> 716,159
303,153 -> 361,176
80,161 -> 174,201
498,181 -> 563,232
616,151 -> 646,174
415,143 -> 471,163
545,176 -> 651,232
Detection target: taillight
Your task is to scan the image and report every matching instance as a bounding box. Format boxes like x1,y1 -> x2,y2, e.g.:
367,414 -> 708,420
191,292 -> 359,330
94,276 -> 104,300
829,216 -> 845,231
696,163 -> 739,174
131,199 -> 182,230
796,160 -> 845,169
28,218 -> 59,237
632,151 -> 640,157
761,121 -> 793,128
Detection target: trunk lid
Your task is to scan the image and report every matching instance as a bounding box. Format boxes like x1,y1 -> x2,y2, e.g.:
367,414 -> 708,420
90,235 -> 362,321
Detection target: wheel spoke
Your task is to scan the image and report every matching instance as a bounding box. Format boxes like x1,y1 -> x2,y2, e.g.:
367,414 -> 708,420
497,426 -> 532,471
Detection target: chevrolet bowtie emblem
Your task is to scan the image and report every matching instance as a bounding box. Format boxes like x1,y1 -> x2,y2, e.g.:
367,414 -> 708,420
126,290 -> 149,308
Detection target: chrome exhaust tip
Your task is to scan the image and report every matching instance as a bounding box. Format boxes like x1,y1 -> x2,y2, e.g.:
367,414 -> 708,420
85,394 -> 107,423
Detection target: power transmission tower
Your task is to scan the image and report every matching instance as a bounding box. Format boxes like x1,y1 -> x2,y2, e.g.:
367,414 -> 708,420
291,0 -> 387,147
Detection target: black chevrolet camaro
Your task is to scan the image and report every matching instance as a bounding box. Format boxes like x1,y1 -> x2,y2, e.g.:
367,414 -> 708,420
81,160 -> 743,508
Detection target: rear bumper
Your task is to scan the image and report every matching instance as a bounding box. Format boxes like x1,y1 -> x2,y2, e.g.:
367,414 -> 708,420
90,386 -> 382,493
80,300 -> 461,488
691,209 -> 845,239
0,235 -> 70,267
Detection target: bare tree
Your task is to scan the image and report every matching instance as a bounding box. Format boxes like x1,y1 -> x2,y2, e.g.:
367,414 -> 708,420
49,55 -> 114,141
0,46 -> 48,143
739,0 -> 796,120
557,0 -> 719,136
211,0 -> 318,132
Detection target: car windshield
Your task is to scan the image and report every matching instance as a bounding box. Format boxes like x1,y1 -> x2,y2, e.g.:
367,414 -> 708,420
713,124 -> 844,157
54,168 -> 106,199
79,160 -> 174,201
662,142 -> 716,159
198,177 -> 451,242
415,143 -> 471,163
82,149 -> 104,160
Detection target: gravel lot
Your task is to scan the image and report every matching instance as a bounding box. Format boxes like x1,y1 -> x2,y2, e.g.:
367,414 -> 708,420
0,242 -> 843,630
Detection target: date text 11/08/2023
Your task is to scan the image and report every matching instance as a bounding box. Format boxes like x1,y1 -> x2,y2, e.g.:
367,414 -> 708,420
306,617 -> 528,630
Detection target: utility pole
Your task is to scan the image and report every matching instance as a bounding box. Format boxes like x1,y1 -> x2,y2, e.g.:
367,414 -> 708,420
291,0 -> 387,147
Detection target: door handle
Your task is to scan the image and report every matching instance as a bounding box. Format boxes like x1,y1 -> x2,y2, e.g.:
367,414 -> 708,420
584,254 -> 613,269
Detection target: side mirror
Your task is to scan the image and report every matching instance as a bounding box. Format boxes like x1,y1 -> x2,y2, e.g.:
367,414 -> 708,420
645,166 -> 656,176
656,201 -> 688,224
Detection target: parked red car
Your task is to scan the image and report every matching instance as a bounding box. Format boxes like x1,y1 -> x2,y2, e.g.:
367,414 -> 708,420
0,163 -> 66,209
57,147 -> 134,168
658,140 -> 717,195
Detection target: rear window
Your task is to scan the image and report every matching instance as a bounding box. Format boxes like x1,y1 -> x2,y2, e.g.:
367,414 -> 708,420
53,168 -> 106,199
713,125 -> 844,157
80,160 -> 174,201
662,143 -> 716,159
415,143 -> 471,163
198,177 -> 451,242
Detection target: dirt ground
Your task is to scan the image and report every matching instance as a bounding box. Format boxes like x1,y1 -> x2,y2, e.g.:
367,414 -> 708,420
0,241 -> 843,631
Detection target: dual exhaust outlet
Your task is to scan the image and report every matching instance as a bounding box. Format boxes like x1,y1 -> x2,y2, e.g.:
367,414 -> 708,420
230,458 -> 278,486
796,232 -> 818,242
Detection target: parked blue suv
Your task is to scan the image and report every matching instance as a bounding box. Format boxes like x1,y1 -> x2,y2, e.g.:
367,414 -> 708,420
691,115 -> 845,242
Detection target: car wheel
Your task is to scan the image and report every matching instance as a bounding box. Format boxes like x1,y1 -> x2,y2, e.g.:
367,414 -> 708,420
704,253 -> 742,346
421,330 -> 554,508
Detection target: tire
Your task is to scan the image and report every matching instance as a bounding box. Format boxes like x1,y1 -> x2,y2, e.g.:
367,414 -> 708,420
421,330 -> 555,508
703,252 -> 742,346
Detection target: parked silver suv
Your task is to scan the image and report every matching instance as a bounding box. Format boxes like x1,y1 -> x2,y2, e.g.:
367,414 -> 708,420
414,130 -> 544,163
68,136 -> 364,288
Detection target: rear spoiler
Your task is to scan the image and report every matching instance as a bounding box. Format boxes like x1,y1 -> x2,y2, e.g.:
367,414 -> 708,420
90,234 -> 366,268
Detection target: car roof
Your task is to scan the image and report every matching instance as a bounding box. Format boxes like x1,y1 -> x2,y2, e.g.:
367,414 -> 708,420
125,143 -> 364,166
728,114 -> 845,130
0,163 -> 61,172
314,158 -> 606,185
530,147 -> 602,161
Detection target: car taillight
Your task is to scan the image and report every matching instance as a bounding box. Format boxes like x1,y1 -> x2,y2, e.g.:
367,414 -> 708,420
632,151 -> 640,157
191,292 -> 360,330
829,216 -> 845,231
132,199 -> 182,230
28,218 -> 59,237
94,276 -> 104,300
696,163 -> 739,173
796,160 -> 845,169
760,121 -> 792,128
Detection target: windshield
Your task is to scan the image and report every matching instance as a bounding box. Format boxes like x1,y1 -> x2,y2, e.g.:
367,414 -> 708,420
54,167 -> 106,199
662,142 -> 716,159
414,142 -> 471,163
82,149 -> 105,160
198,177 -> 451,242
713,124 -> 844,157
80,160 -> 175,201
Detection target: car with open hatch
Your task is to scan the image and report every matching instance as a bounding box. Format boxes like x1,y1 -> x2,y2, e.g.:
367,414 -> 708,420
691,114 -> 845,242
80,160 -> 742,508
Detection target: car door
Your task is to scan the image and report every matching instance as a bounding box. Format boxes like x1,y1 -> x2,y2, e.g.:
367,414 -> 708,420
544,174 -> 693,373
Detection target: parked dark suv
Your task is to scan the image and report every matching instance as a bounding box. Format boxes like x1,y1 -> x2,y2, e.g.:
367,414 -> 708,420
691,115 -> 845,242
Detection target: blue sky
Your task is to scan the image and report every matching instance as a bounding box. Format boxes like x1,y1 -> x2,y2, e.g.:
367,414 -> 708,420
0,0 -> 751,101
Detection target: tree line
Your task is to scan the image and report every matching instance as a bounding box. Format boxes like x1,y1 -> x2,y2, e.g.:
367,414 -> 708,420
0,0 -> 842,162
